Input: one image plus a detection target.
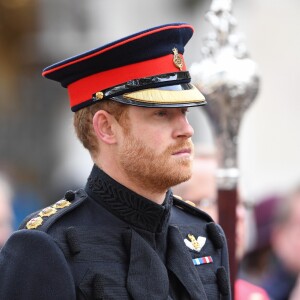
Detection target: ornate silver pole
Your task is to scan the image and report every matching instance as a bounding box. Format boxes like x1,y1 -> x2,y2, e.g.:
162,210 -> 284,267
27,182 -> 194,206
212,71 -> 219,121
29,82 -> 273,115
190,0 -> 260,188
190,0 -> 260,296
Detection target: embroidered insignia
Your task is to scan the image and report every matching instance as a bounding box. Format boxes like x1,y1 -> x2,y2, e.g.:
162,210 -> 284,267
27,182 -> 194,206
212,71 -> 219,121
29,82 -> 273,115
172,48 -> 183,70
53,199 -> 71,209
193,256 -> 213,266
39,206 -> 57,217
184,234 -> 206,252
26,216 -> 43,229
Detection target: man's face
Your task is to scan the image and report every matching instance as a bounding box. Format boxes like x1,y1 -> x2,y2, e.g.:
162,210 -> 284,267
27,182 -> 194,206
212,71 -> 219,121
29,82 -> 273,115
117,106 -> 195,193
272,195 -> 300,273
173,157 -> 219,221
235,201 -> 246,261
0,196 -> 13,248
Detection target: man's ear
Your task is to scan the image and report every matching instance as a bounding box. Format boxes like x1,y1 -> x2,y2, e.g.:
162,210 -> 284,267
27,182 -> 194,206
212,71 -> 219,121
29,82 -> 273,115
93,110 -> 118,144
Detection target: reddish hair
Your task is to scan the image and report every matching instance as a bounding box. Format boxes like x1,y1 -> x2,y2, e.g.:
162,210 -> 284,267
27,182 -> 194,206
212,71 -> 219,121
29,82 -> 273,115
73,101 -> 129,156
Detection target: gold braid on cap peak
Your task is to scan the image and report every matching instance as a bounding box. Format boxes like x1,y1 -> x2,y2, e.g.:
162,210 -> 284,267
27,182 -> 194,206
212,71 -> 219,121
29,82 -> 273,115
123,84 -> 205,104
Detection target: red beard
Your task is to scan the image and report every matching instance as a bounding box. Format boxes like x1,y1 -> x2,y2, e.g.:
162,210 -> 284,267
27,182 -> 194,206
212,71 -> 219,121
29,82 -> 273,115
119,134 -> 194,193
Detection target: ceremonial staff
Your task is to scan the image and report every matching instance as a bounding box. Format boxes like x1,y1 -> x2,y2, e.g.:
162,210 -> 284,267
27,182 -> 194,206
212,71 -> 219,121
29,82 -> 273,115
190,0 -> 260,297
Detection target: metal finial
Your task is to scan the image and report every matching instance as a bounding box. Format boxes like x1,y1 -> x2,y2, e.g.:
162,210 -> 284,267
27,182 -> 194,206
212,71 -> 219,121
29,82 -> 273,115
190,0 -> 260,178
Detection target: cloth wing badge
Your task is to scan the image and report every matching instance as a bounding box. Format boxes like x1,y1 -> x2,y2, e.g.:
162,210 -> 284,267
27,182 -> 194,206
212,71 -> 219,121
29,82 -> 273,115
184,234 -> 206,252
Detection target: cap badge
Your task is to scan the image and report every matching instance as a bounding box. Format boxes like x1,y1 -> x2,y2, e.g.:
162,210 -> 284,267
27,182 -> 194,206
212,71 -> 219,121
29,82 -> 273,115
193,256 -> 213,266
53,199 -> 71,209
26,216 -> 43,229
39,206 -> 57,218
184,234 -> 206,252
172,48 -> 183,70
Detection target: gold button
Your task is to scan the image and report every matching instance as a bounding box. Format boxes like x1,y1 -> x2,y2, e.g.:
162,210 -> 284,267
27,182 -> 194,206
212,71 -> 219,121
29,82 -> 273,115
53,199 -> 71,209
39,207 -> 57,217
95,91 -> 104,100
26,217 -> 43,229
185,200 -> 196,207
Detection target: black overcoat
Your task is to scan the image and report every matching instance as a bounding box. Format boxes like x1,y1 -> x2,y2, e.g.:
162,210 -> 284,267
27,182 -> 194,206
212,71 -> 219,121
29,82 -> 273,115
0,165 -> 231,299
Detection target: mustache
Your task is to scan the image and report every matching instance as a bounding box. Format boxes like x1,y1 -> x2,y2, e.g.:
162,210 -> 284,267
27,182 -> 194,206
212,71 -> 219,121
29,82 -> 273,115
166,140 -> 194,154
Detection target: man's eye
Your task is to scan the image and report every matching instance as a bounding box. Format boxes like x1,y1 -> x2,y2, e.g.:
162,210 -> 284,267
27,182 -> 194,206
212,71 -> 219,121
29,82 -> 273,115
155,110 -> 167,117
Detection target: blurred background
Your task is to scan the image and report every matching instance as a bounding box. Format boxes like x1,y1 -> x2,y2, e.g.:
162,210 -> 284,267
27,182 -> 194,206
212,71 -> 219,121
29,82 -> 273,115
0,0 -> 299,232
1,0 -> 300,298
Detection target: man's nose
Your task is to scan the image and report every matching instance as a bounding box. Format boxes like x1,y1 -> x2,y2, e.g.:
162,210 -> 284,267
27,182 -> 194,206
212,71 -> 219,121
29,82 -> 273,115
173,115 -> 194,139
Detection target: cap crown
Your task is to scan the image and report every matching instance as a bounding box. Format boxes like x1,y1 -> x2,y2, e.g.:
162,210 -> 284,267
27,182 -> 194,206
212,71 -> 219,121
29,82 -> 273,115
42,23 -> 205,111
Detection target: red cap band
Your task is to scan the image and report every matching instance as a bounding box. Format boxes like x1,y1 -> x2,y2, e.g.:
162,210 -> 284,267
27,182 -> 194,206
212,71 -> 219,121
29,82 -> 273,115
68,54 -> 186,108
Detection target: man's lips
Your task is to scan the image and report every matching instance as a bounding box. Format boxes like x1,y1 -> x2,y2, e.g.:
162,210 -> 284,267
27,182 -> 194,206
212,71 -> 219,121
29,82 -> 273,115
172,148 -> 192,155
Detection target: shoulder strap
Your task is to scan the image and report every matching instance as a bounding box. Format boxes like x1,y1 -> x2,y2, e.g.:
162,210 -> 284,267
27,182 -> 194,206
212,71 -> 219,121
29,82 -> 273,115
19,189 -> 88,232
172,194 -> 213,222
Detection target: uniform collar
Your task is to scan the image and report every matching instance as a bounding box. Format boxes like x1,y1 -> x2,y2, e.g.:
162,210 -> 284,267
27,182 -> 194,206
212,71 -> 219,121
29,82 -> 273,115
85,165 -> 173,233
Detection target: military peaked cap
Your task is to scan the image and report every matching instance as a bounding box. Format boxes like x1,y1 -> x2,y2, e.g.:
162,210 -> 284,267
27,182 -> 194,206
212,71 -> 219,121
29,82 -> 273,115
42,23 -> 206,111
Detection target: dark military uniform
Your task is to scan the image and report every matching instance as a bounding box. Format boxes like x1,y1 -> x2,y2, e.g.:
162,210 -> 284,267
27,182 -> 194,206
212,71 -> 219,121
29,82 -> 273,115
0,23 -> 231,299
0,165 -> 231,299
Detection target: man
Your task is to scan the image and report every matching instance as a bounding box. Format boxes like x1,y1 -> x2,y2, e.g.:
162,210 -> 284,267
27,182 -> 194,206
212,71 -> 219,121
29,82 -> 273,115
172,152 -> 219,222
0,23 -> 231,299
276,188 -> 300,300
172,152 -> 270,299
235,198 -> 270,300
253,188 -> 300,300
0,173 -> 14,248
